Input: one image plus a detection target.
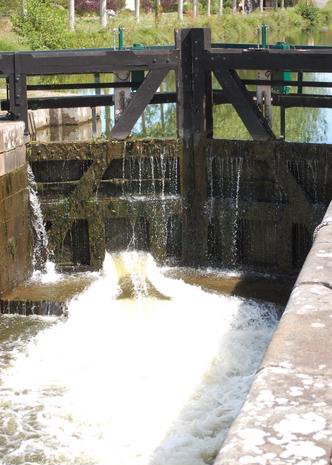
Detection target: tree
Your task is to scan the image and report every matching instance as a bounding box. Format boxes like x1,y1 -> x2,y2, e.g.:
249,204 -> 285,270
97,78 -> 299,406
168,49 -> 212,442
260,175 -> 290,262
135,0 -> 140,21
192,0 -> 198,17
178,0 -> 183,20
207,0 -> 211,16
100,0 -> 107,27
68,0 -> 75,31
22,0 -> 27,16
218,0 -> 223,15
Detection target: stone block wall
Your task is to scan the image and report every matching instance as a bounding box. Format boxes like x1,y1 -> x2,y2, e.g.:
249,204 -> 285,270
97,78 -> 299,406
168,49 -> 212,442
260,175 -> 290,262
0,122 -> 31,296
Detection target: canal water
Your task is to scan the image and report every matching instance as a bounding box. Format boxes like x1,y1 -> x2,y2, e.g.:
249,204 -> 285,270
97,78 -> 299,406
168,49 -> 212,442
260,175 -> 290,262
0,251 -> 279,465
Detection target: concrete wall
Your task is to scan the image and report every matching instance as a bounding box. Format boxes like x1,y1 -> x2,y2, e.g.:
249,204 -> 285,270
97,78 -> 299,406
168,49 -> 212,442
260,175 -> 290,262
214,202 -> 332,465
28,107 -> 101,135
0,122 -> 32,296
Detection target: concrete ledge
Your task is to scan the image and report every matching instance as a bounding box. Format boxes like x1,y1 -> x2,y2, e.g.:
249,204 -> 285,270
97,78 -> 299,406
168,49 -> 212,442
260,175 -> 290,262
0,145 -> 26,177
0,121 -> 25,154
214,202 -> 332,465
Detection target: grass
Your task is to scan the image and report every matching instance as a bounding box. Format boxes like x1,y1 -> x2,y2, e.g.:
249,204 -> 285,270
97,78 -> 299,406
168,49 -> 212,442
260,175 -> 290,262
66,9 -> 314,47
0,17 -> 28,50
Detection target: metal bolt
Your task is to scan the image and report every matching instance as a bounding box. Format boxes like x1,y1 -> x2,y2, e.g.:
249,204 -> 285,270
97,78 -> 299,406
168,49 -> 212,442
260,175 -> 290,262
152,59 -> 157,63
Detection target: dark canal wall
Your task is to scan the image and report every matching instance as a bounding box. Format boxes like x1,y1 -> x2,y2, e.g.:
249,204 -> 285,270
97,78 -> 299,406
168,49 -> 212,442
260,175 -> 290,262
0,122 -> 31,296
28,138 -> 331,274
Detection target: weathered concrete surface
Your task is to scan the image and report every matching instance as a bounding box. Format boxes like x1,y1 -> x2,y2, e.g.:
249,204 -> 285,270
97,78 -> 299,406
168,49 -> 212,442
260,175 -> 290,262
0,121 -> 31,296
214,202 -> 332,465
28,107 -> 101,133
0,121 -> 25,155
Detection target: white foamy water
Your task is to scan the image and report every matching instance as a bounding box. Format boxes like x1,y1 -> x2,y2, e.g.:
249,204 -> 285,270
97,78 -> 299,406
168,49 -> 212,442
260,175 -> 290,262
0,252 -> 278,465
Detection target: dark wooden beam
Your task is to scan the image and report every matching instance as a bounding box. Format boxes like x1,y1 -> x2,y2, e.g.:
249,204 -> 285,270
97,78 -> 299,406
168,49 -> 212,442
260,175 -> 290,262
212,67 -> 275,140
0,53 -> 14,75
14,50 -> 178,75
110,68 -> 169,140
207,48 -> 332,72
241,79 -> 332,88
0,92 -> 177,112
212,90 -> 332,108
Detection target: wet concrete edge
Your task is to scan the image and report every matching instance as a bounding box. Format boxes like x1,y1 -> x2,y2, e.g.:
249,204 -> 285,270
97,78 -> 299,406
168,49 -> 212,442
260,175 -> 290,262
214,201 -> 332,465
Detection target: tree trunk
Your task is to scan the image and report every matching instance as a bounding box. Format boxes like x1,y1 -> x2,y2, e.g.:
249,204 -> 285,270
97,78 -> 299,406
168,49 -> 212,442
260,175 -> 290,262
207,0 -> 211,16
193,0 -> 198,17
68,0 -> 75,32
135,0 -> 140,22
155,0 -> 161,23
100,0 -> 107,28
232,0 -> 237,13
218,0 -> 223,15
281,0 -> 284,8
178,0 -> 184,20
21,0 -> 27,17
260,0 -> 263,12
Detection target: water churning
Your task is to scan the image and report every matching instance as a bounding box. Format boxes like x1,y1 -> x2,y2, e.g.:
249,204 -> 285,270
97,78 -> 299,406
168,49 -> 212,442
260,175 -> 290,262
0,251 -> 278,465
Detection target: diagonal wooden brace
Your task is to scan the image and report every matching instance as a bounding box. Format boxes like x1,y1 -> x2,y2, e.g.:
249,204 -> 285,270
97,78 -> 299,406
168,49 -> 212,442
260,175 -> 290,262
212,67 -> 276,141
110,68 -> 169,140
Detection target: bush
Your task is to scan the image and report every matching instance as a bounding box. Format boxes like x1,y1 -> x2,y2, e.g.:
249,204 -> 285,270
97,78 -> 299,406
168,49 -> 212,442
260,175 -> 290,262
12,0 -> 70,49
75,0 -> 125,13
295,0 -> 322,28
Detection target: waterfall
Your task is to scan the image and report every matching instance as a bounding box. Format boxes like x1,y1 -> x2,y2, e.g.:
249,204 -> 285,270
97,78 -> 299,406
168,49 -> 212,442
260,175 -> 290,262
231,157 -> 243,266
27,165 -> 59,283
150,156 -> 156,194
206,154 -> 215,221
160,153 -> 167,198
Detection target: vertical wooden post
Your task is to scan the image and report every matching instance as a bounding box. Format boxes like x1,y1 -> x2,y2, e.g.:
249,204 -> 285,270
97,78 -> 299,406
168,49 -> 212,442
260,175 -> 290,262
8,72 -> 28,134
176,28 -> 213,265
298,71 -> 303,95
280,105 -> 286,139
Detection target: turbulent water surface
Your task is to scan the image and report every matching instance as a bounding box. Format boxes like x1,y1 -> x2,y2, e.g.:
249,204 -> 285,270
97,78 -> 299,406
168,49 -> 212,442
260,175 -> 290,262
0,252 -> 278,465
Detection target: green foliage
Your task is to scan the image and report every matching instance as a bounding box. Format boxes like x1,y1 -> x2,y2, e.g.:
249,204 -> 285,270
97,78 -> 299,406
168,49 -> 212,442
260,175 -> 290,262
320,0 -> 332,26
12,0 -> 70,49
7,1 -> 331,52
0,0 -> 20,15
295,0 -> 322,28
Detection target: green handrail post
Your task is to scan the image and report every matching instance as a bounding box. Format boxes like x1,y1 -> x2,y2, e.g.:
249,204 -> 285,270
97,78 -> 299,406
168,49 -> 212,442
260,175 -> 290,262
118,26 -> 124,50
261,24 -> 269,49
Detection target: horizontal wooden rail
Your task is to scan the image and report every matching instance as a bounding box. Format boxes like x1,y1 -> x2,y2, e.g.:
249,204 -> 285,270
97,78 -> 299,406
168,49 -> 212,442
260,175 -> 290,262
207,48 -> 332,72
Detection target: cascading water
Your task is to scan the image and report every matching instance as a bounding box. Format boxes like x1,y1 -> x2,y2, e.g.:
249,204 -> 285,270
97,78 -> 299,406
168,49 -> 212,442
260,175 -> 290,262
231,157 -> 243,266
0,251 -> 278,465
27,165 -> 59,283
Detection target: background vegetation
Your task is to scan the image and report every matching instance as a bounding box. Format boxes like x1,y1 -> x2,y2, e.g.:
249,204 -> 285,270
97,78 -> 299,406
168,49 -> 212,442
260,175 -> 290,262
0,0 -> 329,51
